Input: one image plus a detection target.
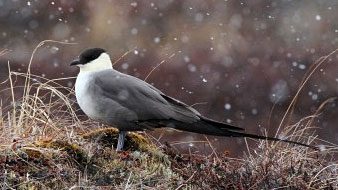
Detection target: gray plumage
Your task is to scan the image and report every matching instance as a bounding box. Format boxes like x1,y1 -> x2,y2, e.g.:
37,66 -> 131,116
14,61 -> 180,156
71,48 -> 315,151
77,69 -> 243,134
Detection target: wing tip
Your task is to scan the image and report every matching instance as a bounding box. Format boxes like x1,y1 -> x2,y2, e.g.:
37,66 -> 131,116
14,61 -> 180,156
200,116 -> 245,131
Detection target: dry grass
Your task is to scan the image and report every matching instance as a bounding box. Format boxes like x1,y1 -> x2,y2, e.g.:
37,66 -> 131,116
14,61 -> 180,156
0,42 -> 338,189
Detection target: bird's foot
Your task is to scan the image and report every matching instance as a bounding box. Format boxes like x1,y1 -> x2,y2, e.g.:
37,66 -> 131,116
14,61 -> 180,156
116,131 -> 127,151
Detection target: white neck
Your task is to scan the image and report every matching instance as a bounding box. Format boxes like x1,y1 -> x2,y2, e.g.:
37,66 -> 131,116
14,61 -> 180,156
79,53 -> 113,73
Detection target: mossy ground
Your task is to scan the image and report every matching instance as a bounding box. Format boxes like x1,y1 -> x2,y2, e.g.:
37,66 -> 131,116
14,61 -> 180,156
0,128 -> 180,189
1,44 -> 337,189
1,127 -> 337,189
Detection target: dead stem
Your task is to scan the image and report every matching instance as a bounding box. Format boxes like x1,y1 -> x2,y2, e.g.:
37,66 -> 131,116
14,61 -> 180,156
276,48 -> 338,136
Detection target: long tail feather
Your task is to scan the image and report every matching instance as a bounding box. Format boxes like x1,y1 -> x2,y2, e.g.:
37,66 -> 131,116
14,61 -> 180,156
139,118 -> 316,149
229,131 -> 316,149
175,118 -> 316,149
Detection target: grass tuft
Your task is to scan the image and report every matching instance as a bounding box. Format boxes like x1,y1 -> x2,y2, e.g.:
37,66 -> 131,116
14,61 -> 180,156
0,43 -> 337,189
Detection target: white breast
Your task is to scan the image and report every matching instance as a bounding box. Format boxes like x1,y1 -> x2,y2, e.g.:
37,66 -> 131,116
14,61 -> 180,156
74,72 -> 98,119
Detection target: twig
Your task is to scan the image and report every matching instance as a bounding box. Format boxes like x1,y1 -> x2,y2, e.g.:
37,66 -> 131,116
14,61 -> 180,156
276,48 -> 338,137
190,101 -> 208,108
174,171 -> 197,190
0,49 -> 10,56
204,135 -> 220,161
124,171 -> 133,190
308,164 -> 338,187
144,53 -> 176,81
23,40 -> 77,98
8,61 -> 16,130
112,48 -> 134,66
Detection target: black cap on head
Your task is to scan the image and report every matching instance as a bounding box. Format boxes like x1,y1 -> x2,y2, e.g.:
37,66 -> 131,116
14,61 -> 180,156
70,48 -> 106,66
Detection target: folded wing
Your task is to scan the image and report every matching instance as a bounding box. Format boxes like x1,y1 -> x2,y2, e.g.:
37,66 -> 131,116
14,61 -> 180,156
93,69 -> 244,134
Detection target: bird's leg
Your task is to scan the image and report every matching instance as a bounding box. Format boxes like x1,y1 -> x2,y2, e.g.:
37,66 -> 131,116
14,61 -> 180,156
116,130 -> 127,151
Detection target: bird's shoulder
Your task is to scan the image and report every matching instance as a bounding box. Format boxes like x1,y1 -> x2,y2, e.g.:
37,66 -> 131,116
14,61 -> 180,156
92,69 -> 167,103
92,69 -> 201,121
95,69 -> 201,113
93,69 -> 146,88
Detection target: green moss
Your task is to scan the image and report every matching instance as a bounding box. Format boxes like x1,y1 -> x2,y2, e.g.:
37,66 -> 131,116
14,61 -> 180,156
21,147 -> 44,159
33,139 -> 89,170
80,128 -> 170,165
81,127 -> 155,152
0,130 -> 176,188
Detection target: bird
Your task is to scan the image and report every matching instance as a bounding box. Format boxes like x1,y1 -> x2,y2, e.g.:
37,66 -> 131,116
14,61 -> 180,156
70,48 -> 314,151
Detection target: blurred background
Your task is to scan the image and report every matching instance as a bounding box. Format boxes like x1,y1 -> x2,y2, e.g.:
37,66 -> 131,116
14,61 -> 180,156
1,0 -> 338,156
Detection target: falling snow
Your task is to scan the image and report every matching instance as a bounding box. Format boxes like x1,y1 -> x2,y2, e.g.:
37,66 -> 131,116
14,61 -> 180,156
121,63 -> 129,69
153,37 -> 160,43
131,28 -> 138,35
270,80 -> 289,103
50,46 -> 59,54
298,64 -> 306,70
187,64 -> 196,72
130,2 -> 137,7
251,108 -> 258,115
183,55 -> 190,62
224,103 -> 231,110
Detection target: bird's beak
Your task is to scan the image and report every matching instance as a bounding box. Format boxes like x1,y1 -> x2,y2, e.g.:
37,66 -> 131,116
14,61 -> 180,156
70,59 -> 80,66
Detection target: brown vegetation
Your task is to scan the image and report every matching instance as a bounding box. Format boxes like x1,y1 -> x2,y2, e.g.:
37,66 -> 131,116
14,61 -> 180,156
0,44 -> 337,189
